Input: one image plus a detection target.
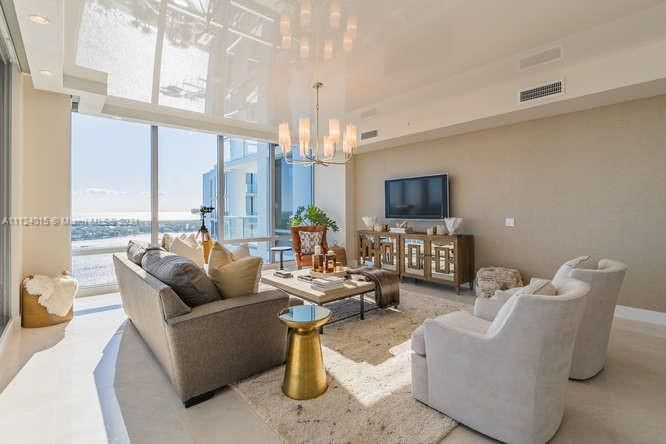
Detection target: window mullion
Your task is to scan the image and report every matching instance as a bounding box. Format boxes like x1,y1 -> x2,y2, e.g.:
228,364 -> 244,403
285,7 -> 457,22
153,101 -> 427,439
150,125 -> 159,247
217,134 -> 224,242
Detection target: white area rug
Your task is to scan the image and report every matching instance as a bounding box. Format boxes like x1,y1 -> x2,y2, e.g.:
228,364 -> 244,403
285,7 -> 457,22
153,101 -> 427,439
233,289 -> 462,443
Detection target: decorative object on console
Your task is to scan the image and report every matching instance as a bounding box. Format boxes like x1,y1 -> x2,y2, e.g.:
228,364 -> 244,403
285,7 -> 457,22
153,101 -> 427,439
435,224 -> 447,235
22,272 -> 77,327
474,266 -> 523,298
361,216 -> 377,230
443,217 -> 463,235
389,220 -> 413,234
380,223 -> 389,232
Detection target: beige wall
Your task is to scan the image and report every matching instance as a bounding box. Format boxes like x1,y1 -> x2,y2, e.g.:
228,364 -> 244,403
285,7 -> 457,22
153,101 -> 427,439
352,95 -> 666,312
19,76 -> 71,278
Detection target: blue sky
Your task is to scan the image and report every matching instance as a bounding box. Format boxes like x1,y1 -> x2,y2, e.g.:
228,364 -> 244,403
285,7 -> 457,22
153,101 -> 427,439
71,113 -> 217,218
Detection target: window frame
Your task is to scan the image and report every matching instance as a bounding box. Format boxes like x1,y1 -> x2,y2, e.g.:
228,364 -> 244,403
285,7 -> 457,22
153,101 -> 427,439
71,118 -> 314,294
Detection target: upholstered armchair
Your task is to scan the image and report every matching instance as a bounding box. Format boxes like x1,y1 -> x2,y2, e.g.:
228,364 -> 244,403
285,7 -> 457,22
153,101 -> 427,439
290,225 -> 328,269
474,257 -> 628,380
411,277 -> 589,444
568,259 -> 628,380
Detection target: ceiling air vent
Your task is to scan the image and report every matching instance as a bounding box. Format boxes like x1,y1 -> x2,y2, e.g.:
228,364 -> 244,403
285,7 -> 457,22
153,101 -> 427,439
519,80 -> 564,103
361,129 -> 378,140
519,47 -> 562,70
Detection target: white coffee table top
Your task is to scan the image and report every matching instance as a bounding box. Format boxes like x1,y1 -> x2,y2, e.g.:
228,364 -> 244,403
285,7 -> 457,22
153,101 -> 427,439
261,268 -> 375,304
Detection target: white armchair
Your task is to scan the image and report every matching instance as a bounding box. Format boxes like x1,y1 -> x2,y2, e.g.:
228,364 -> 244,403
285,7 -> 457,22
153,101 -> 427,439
411,277 -> 589,444
568,259 -> 628,380
473,257 -> 628,380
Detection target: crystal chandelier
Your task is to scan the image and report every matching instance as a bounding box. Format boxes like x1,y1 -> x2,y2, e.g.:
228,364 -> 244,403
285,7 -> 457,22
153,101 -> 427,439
278,82 -> 358,166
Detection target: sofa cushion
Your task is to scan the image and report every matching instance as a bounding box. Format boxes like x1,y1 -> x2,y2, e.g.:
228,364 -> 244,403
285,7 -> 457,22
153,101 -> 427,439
208,256 -> 263,299
413,311 -> 490,355
127,240 -> 148,266
170,236 -> 204,267
141,249 -> 220,307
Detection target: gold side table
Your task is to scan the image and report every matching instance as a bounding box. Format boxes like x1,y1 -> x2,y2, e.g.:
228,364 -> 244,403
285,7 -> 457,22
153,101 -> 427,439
278,305 -> 332,400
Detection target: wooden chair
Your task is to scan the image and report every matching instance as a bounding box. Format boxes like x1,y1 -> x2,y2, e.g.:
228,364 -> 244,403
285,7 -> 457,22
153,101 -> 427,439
290,225 -> 328,269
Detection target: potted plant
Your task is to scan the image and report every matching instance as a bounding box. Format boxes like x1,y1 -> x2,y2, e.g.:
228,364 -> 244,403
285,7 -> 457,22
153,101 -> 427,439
290,205 -> 339,232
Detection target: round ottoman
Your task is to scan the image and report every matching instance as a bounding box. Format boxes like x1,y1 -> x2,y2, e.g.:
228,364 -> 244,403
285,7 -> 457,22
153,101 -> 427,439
475,267 -> 523,298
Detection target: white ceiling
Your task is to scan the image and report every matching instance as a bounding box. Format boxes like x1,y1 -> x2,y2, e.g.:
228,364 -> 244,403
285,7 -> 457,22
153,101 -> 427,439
11,0 -> 666,144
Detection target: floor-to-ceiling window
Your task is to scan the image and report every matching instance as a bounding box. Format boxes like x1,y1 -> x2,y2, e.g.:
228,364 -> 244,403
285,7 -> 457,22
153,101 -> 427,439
71,114 -> 151,289
223,137 -> 271,261
158,126 -> 218,240
70,113 -> 314,293
274,146 -> 314,261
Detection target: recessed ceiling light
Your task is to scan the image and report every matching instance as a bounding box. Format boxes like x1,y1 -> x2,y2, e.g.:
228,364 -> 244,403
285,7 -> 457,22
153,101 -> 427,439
39,70 -> 54,76
29,15 -> 50,25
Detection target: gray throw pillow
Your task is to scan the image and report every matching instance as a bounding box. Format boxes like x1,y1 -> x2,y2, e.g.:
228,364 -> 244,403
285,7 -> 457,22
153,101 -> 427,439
141,249 -> 220,308
127,240 -> 149,266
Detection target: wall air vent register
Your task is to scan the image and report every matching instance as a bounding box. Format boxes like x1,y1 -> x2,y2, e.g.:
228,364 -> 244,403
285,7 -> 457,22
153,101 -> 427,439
519,80 -> 564,103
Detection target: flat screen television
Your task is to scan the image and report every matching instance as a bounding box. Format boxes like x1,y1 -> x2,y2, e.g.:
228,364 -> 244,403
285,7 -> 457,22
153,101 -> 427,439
385,174 -> 449,219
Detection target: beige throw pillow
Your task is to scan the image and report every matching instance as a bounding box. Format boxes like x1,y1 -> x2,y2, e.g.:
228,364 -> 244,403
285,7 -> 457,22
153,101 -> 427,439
208,256 -> 263,298
171,237 -> 205,267
208,242 -> 235,268
519,278 -> 558,296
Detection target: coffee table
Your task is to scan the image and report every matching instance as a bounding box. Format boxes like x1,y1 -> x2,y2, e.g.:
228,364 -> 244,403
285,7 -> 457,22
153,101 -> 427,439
261,268 -> 377,325
278,305 -> 331,400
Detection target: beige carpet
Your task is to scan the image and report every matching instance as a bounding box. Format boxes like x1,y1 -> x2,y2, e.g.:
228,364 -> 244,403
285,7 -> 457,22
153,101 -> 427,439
233,289 -> 463,444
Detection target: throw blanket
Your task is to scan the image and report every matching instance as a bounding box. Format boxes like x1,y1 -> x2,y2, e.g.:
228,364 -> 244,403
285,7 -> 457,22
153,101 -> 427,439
346,267 -> 400,308
24,274 -> 78,317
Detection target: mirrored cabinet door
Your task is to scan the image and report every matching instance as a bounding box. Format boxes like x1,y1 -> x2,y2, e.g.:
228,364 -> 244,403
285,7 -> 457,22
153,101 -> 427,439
378,234 -> 399,272
430,237 -> 456,282
402,236 -> 426,277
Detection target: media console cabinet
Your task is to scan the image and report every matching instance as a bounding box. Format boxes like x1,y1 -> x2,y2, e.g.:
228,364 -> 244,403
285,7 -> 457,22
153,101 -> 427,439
357,230 -> 474,294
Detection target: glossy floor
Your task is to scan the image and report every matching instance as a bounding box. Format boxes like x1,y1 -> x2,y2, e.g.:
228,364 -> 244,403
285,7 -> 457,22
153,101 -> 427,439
0,285 -> 664,443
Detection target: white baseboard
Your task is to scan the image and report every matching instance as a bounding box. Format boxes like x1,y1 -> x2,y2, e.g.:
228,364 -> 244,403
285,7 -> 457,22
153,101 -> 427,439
614,305 -> 666,326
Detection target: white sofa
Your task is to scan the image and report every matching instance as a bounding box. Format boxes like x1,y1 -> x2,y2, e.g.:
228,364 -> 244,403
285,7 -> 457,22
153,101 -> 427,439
411,276 -> 589,444
474,257 -> 628,380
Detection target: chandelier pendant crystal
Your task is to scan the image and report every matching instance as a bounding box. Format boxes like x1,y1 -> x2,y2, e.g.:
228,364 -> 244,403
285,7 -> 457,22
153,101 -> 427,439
278,82 -> 357,166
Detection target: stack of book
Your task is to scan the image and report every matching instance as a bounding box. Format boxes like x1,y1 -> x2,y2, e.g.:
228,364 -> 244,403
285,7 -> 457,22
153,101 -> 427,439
311,276 -> 345,292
